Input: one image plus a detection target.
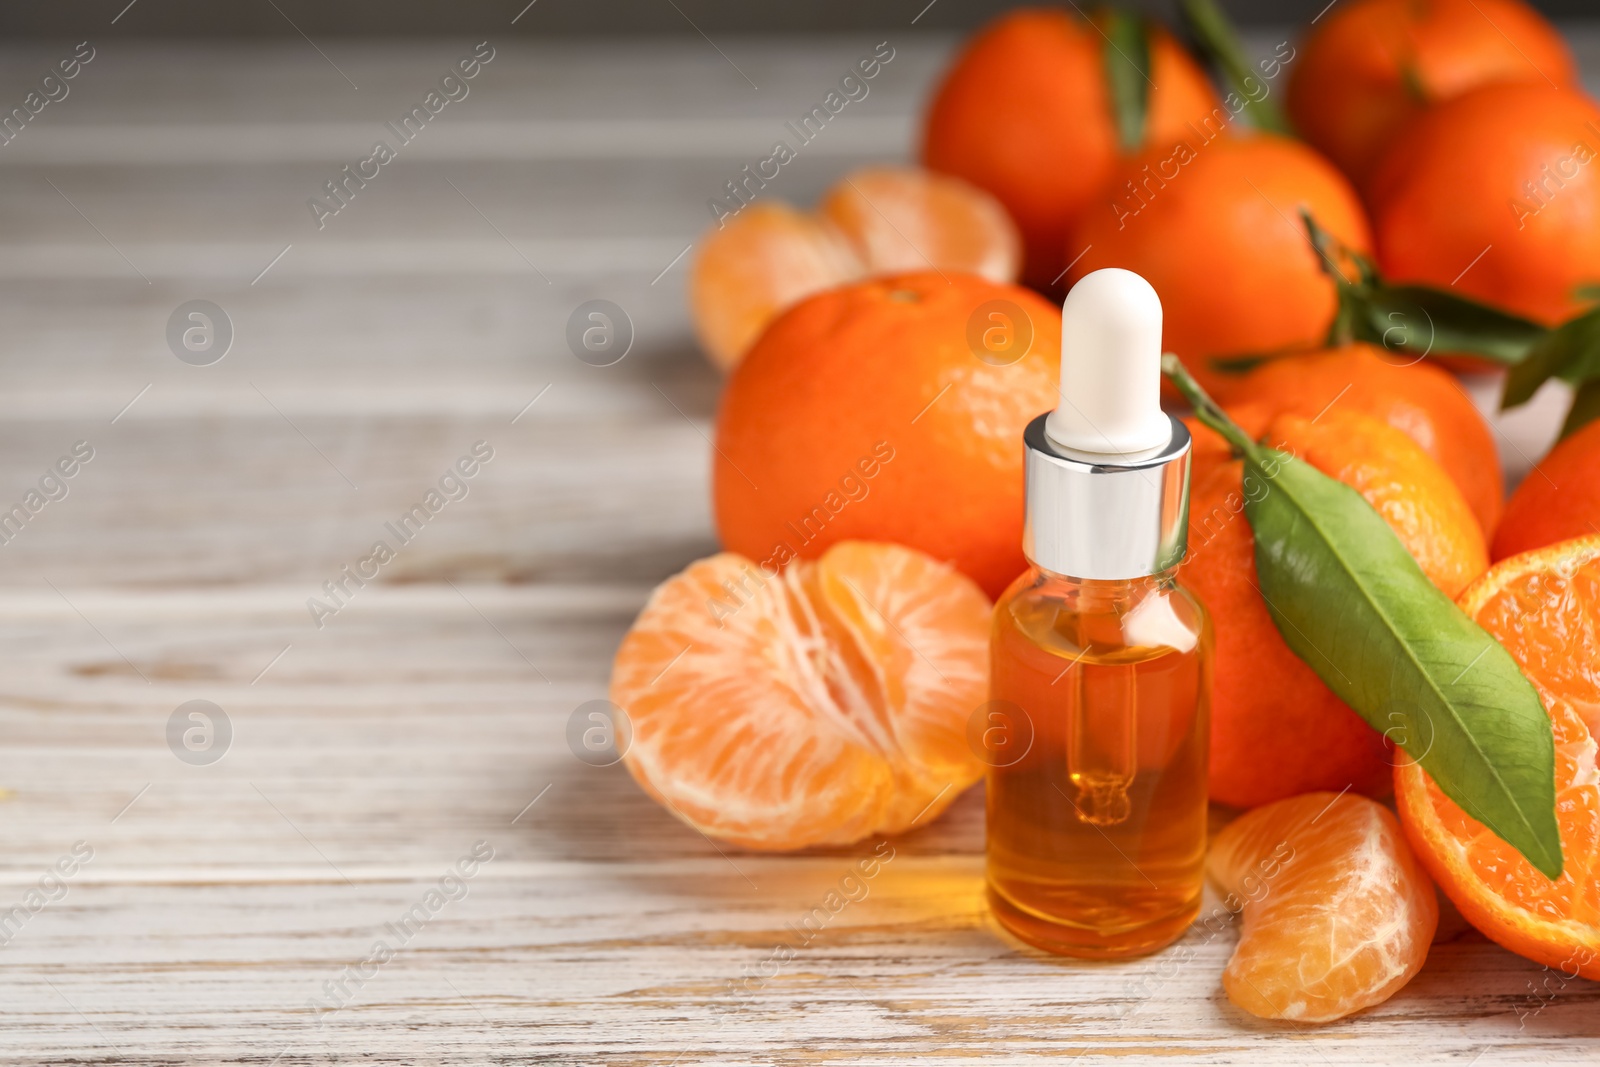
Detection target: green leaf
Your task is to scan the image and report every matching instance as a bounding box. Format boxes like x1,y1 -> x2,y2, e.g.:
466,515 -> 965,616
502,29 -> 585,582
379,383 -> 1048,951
1250,459 -> 1562,879
1351,285 -> 1548,367
1575,283 -> 1600,303
1101,8 -> 1150,152
1298,211 -> 1546,366
1502,307 -> 1600,410
1164,355 -> 1564,881
1177,0 -> 1294,136
1561,378 -> 1600,440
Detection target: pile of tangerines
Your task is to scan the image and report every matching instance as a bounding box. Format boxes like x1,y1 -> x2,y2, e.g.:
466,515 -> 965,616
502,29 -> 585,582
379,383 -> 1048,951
610,0 -> 1600,1023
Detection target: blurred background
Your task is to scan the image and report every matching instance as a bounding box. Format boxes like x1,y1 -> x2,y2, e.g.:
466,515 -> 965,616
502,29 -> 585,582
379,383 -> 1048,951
0,0 -> 1592,34
0,0 -> 1589,594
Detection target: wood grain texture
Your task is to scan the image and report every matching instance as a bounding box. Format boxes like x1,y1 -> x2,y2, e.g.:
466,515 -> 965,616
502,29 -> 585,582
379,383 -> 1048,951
0,29 -> 1596,1065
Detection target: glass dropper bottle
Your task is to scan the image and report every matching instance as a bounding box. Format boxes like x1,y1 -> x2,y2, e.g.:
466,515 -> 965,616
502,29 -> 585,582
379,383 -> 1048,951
985,268 -> 1212,959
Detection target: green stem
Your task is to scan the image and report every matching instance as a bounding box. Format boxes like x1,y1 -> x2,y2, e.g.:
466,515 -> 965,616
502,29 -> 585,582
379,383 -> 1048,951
1178,0 -> 1294,136
1300,208 -> 1545,368
1300,208 -> 1376,287
1161,353 -> 1262,460
1101,7 -> 1151,152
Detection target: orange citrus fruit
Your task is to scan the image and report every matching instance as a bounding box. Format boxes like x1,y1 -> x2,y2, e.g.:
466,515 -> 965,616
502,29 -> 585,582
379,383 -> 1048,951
1185,408 -> 1489,808
921,7 -> 1218,288
689,168 -> 1020,371
1065,133 -> 1372,397
610,541 -> 990,850
1225,343 -> 1504,536
689,201 -> 861,371
1493,417 -> 1600,561
1366,83 -> 1600,327
1209,792 -> 1438,1022
1282,410 -> 1488,597
714,271 -> 1060,599
1288,0 -> 1577,185
1396,534 -> 1600,977
817,166 -> 1021,285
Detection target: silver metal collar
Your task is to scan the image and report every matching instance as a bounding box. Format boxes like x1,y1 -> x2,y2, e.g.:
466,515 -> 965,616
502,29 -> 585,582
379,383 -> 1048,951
1021,413 -> 1191,580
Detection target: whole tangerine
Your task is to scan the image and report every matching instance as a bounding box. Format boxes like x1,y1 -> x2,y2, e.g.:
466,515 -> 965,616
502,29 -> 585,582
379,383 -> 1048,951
1066,133 -> 1372,396
1185,408 -> 1488,809
1367,82 -> 1600,326
1492,417 -> 1600,561
713,272 -> 1060,599
1288,0 -> 1577,185
1226,343 -> 1504,536
921,7 -> 1218,289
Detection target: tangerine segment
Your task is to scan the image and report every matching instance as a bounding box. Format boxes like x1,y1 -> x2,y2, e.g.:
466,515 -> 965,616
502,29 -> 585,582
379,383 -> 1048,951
689,201 -> 862,371
1395,535 -> 1600,977
818,166 -> 1021,284
1209,792 -> 1438,1023
610,541 -> 990,851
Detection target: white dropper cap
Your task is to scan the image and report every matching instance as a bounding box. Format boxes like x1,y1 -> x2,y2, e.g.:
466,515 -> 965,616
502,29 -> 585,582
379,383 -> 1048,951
1045,268 -> 1172,456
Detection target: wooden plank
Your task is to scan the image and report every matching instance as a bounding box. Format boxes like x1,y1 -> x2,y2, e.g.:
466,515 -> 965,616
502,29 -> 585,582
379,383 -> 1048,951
0,587 -> 1596,1063
0,413 -> 719,586
0,38 -> 948,124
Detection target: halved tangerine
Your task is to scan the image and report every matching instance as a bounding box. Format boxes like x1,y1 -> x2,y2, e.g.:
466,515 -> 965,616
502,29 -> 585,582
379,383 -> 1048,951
1208,791 -> 1438,1023
610,541 -> 990,850
1395,534 -> 1600,978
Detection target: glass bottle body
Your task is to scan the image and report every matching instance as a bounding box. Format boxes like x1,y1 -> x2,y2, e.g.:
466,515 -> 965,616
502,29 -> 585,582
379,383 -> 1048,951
984,564 -> 1212,959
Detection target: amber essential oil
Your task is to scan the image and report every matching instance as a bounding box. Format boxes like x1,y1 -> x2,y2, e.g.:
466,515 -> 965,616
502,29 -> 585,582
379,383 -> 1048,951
990,267 -> 1210,958
985,565 -> 1211,959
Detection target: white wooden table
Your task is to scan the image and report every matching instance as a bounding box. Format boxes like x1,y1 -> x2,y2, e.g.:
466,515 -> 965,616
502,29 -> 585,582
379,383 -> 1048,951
0,25 -> 1596,1065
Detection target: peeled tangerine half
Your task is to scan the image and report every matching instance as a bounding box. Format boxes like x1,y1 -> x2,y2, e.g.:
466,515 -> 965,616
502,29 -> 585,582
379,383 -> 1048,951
689,201 -> 863,371
610,541 -> 990,850
1208,792 -> 1439,1023
689,166 -> 1021,371
817,166 -> 1022,286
